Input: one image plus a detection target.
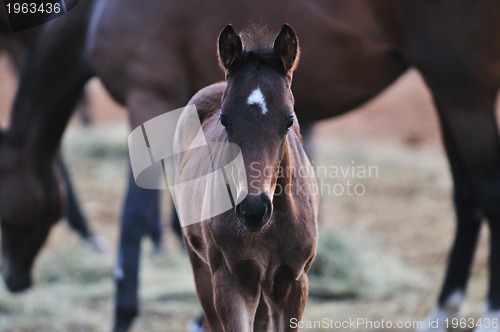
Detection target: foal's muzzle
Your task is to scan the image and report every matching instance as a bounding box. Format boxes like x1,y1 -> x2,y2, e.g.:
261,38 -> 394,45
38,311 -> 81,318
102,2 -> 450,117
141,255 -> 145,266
235,194 -> 272,232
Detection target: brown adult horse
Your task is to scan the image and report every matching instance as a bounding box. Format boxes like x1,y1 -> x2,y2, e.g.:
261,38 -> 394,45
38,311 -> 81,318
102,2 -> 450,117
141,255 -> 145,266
0,0 -> 499,331
177,24 -> 318,331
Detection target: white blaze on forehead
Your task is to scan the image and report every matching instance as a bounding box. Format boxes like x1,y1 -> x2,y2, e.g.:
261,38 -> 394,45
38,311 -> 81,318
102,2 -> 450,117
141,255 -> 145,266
247,87 -> 268,114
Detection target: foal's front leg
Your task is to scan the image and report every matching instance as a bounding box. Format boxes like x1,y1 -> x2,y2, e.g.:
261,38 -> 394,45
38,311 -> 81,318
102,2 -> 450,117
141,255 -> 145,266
185,240 -> 223,332
211,259 -> 261,331
266,270 -> 308,332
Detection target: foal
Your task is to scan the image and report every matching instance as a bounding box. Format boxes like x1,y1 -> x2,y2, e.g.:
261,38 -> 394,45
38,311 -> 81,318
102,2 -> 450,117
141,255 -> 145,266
174,25 -> 318,331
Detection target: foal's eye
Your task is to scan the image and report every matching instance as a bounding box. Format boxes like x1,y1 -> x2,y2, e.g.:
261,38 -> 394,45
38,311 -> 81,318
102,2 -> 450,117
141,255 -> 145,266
219,115 -> 229,131
284,116 -> 294,133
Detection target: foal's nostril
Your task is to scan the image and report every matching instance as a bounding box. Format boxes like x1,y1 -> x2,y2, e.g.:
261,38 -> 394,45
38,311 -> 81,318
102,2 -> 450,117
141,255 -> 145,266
235,194 -> 273,231
261,195 -> 272,221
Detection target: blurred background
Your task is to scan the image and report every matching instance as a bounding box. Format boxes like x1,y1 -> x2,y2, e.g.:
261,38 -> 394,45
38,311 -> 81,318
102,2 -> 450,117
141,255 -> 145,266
0,51 -> 497,331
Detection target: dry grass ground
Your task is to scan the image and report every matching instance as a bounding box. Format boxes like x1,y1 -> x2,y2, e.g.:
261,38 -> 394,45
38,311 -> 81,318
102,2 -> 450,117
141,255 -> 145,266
0,55 -> 496,331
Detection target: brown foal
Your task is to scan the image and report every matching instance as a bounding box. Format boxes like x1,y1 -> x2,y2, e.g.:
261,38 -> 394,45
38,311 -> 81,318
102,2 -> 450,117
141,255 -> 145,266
174,25 -> 318,331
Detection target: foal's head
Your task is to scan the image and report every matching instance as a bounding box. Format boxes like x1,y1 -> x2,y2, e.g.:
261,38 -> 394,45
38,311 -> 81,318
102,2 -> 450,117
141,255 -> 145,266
217,24 -> 299,232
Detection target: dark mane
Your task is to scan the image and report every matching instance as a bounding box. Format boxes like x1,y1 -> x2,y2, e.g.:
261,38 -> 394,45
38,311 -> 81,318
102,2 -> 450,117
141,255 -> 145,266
239,25 -> 275,53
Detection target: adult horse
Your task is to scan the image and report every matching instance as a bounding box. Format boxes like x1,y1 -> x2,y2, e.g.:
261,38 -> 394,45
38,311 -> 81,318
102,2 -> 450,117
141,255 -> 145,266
0,1 -> 499,331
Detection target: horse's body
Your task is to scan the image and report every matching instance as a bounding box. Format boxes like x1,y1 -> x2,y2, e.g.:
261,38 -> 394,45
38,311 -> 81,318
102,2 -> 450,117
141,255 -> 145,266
177,25 -> 318,331
1,0 -> 499,331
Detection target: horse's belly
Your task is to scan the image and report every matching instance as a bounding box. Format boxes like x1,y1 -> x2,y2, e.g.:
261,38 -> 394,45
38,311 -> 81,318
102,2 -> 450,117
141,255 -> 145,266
88,0 -> 184,104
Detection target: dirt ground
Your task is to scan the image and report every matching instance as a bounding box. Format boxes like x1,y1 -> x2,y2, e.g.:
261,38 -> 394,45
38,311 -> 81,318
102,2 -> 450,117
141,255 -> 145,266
0,54 -> 497,331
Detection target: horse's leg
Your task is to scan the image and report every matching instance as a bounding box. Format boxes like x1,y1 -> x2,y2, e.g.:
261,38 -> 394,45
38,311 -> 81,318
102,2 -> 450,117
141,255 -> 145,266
483,220 -> 500,332
108,77 -> 191,328
113,170 -> 159,332
209,249 -> 261,332
212,268 -> 261,332
419,106 -> 484,328
420,84 -> 500,331
253,294 -> 270,332
185,241 -> 222,332
264,269 -> 308,332
57,156 -> 90,238
57,156 -> 109,252
478,183 -> 500,332
147,208 -> 163,254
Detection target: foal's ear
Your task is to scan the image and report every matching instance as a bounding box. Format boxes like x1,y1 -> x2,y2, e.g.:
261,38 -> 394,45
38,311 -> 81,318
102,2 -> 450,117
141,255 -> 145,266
273,24 -> 300,74
218,24 -> 243,71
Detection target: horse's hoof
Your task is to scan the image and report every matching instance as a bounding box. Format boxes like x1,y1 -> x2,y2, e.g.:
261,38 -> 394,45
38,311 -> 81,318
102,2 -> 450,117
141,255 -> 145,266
151,240 -> 164,256
417,291 -> 465,332
113,307 -> 138,332
82,234 -> 110,253
416,306 -> 463,332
